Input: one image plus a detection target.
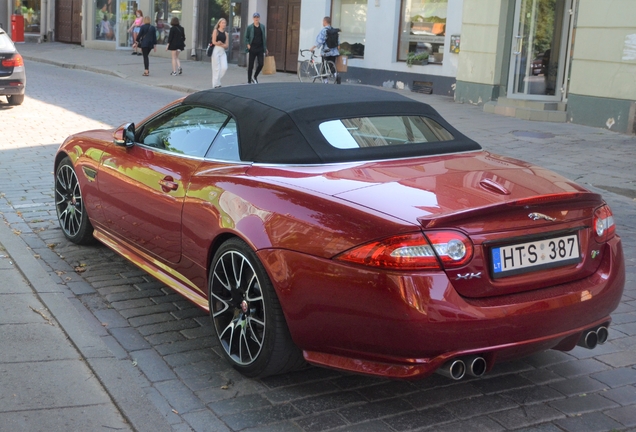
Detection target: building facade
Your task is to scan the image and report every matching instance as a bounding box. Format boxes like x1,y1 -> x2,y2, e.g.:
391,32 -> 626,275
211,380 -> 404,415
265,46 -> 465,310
455,0 -> 636,134
5,0 -> 636,133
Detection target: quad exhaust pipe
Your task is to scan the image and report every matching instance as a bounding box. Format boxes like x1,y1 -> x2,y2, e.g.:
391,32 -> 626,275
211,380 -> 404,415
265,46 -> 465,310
437,326 -> 610,380
577,326 -> 609,350
437,355 -> 487,380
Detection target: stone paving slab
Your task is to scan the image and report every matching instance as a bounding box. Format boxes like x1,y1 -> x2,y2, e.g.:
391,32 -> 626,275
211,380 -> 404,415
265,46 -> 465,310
0,405 -> 132,432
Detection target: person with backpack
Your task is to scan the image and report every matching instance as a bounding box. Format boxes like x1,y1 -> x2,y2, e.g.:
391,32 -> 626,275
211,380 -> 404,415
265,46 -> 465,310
166,17 -> 186,76
310,16 -> 340,81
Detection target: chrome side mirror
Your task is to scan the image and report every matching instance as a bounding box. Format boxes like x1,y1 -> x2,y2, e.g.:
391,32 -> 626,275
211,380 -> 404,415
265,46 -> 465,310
113,122 -> 135,147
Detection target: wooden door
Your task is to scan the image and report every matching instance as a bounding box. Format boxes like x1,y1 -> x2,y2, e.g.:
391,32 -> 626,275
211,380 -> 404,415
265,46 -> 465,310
267,0 -> 301,72
56,0 -> 81,43
285,0 -> 301,72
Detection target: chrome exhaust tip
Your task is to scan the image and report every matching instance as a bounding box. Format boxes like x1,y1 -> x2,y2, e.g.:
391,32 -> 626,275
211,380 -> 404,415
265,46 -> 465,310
596,326 -> 609,345
577,329 -> 598,349
465,356 -> 487,377
436,359 -> 466,380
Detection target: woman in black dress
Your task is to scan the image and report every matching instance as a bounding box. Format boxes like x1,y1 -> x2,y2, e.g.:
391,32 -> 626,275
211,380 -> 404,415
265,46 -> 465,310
166,17 -> 185,76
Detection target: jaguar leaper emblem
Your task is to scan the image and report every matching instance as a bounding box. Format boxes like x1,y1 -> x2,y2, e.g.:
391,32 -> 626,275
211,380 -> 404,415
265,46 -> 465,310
528,212 -> 556,222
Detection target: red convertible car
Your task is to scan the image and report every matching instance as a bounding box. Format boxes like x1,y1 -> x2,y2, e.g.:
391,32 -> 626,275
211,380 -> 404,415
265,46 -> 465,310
55,83 -> 624,380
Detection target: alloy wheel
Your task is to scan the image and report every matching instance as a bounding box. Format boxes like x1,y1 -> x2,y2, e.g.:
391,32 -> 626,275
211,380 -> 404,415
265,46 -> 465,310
55,163 -> 85,238
210,250 -> 266,365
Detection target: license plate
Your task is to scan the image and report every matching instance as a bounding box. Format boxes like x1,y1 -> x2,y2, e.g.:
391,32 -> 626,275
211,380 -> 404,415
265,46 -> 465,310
491,233 -> 581,279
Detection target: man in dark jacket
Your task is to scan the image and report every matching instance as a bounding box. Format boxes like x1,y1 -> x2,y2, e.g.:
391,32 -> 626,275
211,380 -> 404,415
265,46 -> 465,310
245,12 -> 268,84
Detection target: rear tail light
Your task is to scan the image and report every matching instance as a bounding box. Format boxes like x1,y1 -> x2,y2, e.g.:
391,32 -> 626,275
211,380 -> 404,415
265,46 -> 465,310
1,54 -> 24,68
334,231 -> 473,270
593,205 -> 616,243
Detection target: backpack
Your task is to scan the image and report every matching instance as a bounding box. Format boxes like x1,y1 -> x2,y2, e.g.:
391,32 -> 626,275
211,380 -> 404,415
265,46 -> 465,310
325,27 -> 340,49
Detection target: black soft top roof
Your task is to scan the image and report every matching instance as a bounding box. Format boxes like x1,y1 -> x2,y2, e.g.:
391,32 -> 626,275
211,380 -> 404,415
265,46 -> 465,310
183,83 -> 481,164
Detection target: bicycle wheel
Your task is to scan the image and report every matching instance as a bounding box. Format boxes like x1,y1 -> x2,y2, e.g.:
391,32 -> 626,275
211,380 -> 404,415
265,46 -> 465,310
298,60 -> 317,83
324,61 -> 338,84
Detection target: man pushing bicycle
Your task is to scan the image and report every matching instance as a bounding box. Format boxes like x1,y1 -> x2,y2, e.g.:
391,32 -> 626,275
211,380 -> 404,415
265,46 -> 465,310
310,17 -> 340,83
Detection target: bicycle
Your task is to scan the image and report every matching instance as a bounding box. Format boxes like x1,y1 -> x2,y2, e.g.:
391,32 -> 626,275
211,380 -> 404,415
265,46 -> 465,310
297,49 -> 338,84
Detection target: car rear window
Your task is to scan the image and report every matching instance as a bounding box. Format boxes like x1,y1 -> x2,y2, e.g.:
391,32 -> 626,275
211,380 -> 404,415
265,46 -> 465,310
319,116 -> 454,150
0,32 -> 15,50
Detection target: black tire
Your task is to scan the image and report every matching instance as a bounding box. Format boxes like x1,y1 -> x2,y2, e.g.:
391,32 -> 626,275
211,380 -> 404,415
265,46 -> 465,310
297,60 -> 317,83
7,94 -> 24,105
54,157 -> 96,245
209,238 -> 305,377
325,61 -> 338,84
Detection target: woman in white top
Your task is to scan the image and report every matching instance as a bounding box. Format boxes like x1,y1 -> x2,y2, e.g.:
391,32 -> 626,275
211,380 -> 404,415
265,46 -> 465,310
210,18 -> 229,88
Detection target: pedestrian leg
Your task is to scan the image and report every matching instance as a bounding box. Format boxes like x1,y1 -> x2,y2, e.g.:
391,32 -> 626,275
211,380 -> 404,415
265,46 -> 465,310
142,47 -> 151,75
247,51 -> 256,83
253,51 -> 264,82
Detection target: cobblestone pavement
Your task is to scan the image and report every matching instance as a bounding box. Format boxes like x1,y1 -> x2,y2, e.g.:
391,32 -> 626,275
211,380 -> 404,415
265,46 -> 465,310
0,60 -> 635,432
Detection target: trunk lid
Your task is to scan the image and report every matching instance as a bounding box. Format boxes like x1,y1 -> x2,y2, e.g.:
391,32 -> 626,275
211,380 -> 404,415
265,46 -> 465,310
250,151 -> 605,298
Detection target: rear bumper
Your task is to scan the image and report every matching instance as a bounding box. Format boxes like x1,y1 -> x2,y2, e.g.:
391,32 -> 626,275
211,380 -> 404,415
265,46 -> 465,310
259,236 -> 624,379
0,79 -> 25,95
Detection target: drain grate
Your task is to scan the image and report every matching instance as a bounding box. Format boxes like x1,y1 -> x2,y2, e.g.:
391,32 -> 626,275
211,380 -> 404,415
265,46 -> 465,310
512,131 -> 555,139
412,81 -> 433,94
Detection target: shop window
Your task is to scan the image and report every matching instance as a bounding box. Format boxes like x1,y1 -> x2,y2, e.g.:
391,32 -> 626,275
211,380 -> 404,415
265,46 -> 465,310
398,0 -> 447,64
153,0 -> 182,45
95,0 -> 115,40
331,0 -> 366,58
18,0 -> 41,33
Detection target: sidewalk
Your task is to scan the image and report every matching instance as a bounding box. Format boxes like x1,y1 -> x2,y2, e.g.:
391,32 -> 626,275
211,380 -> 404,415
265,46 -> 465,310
0,222 -> 123,430
0,220 -> 172,431
17,41 -> 299,94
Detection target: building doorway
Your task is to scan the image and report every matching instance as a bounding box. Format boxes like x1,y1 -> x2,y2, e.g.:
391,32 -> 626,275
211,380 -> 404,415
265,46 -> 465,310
207,0 -> 242,63
507,0 -> 574,100
267,0 -> 300,72
115,0 -> 138,49
55,0 -> 81,43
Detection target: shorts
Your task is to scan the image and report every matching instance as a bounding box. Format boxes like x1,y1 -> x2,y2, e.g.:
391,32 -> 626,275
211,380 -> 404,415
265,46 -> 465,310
134,27 -> 140,33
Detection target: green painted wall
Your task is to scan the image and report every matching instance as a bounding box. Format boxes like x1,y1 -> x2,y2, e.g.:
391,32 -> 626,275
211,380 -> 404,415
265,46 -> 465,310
570,0 -> 636,100
567,94 -> 635,134
455,0 -> 512,105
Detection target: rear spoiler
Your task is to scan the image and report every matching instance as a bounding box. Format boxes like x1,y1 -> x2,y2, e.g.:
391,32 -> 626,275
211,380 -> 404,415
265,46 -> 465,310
418,191 -> 604,229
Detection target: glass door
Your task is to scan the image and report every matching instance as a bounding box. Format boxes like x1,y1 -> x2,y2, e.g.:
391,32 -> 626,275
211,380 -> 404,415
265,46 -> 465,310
115,0 -> 138,49
507,0 -> 572,100
228,2 -> 242,63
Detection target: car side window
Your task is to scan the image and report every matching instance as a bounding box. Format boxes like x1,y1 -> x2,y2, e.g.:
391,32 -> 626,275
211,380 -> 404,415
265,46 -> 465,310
138,106 -> 229,158
205,118 -> 240,161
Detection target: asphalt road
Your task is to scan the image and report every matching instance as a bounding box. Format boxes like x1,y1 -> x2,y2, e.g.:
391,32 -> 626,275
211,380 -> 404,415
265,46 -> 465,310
0,60 -> 635,432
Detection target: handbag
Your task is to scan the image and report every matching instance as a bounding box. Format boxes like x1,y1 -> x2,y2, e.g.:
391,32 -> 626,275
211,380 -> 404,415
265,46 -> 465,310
262,55 -> 276,75
206,44 -> 213,57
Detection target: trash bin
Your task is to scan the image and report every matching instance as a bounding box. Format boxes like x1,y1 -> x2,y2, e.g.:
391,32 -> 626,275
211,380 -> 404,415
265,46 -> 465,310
11,14 -> 24,43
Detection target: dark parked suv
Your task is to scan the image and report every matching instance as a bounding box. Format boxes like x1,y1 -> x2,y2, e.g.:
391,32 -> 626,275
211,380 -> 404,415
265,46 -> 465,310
0,27 -> 26,105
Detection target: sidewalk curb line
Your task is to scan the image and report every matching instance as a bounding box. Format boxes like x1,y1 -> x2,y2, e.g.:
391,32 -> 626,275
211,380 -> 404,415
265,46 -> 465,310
22,55 -> 121,79
0,219 -> 173,432
23,54 -> 201,94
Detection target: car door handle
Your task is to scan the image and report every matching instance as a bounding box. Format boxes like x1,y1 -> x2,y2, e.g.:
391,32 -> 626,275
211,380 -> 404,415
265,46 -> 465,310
159,176 -> 178,192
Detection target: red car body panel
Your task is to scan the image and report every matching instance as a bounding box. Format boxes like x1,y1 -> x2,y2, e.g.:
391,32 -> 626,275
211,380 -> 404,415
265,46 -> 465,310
54,87 -> 625,380
260,237 -> 623,378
